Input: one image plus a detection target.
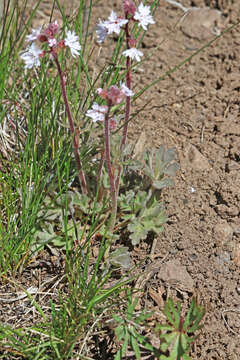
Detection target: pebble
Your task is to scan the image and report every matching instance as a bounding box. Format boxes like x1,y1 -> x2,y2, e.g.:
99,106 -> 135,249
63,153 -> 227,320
183,144 -> 210,171
213,221 -> 233,247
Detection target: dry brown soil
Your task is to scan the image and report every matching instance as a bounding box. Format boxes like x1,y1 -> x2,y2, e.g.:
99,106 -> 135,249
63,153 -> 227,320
3,0 -> 240,359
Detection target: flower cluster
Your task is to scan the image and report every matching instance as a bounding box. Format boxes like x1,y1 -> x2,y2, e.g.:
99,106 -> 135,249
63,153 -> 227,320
96,1 -> 154,62
88,1 -> 154,125
86,103 -> 108,123
97,83 -> 134,105
86,84 -> 133,127
86,102 -> 117,130
96,11 -> 128,43
21,21 -> 81,69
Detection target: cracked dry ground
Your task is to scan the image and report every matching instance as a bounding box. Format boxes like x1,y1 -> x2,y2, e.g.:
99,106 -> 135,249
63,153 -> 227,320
5,0 -> 240,359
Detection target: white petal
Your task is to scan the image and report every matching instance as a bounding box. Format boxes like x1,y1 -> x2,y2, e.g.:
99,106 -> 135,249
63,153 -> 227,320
26,27 -> 42,42
96,22 -> 108,43
122,48 -> 143,62
20,43 -> 42,69
64,30 -> 81,57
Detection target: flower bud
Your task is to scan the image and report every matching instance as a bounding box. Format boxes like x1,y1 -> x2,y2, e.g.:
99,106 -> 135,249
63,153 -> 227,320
123,0 -> 136,16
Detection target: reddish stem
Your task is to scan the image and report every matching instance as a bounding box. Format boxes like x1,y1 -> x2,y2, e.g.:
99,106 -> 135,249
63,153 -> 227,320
97,148 -> 105,184
53,54 -> 88,195
104,100 -> 117,229
115,14 -> 132,193
121,19 -> 131,149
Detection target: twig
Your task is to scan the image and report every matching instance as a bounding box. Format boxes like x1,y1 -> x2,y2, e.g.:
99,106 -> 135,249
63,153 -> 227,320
222,309 -> 240,336
165,0 -> 189,13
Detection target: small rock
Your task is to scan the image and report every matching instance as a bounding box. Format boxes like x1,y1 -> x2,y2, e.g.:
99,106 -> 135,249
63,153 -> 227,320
218,121 -> 240,136
189,253 -> 197,261
181,7 -> 224,41
213,221 -> 233,247
233,244 -> 240,266
216,251 -> 231,266
158,260 -> 194,293
216,204 -> 239,217
183,144 -> 210,171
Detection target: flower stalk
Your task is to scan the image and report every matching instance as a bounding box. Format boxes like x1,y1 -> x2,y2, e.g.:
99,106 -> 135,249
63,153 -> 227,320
53,54 -> 88,195
121,18 -> 131,149
20,23 -> 87,194
115,11 -> 132,196
104,100 -> 117,230
85,1 -> 155,231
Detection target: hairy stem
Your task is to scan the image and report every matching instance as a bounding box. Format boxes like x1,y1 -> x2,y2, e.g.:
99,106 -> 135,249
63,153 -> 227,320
121,18 -> 131,148
54,55 -> 88,195
115,16 -> 132,194
97,148 -> 105,202
104,100 -> 117,230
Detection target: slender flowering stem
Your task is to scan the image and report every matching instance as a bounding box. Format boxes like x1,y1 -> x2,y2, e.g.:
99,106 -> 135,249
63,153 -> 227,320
53,54 -> 88,195
121,20 -> 132,149
97,149 -> 106,202
115,12 -> 132,194
104,100 -> 117,230
97,148 -> 105,184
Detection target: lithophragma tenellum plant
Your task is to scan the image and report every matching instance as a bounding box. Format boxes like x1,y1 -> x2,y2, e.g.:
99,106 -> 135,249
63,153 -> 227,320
86,0 -> 156,231
20,21 -> 87,195
20,1 -> 179,260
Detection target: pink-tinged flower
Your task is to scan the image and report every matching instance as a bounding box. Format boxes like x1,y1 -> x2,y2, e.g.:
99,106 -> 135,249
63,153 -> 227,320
120,83 -> 134,97
64,30 -> 81,57
129,38 -> 137,47
38,34 -> 48,43
96,88 -> 109,99
122,48 -> 143,62
45,20 -> 59,37
20,43 -> 43,69
109,117 -> 118,130
107,85 -> 125,104
96,21 -> 108,43
133,3 -> 155,30
86,103 -> 108,122
104,11 -> 128,35
26,26 -> 42,42
48,37 -> 57,47
123,0 -> 137,16
98,85 -> 132,105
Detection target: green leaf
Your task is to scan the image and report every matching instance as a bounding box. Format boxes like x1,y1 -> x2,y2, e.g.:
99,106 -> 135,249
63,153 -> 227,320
108,247 -> 133,269
121,331 -> 130,354
156,324 -> 173,332
152,178 -> 174,190
128,220 -> 148,245
181,333 -> 190,352
163,147 -> 176,164
164,162 -> 180,177
115,325 -> 125,341
130,333 -> 141,360
112,314 -> 124,324
182,354 -> 192,360
160,341 -> 169,352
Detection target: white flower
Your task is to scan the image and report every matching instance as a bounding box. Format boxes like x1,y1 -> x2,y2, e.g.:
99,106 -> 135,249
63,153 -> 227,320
120,83 -> 134,97
133,3 -> 155,31
104,11 -> 128,35
96,21 -> 108,43
26,26 -> 42,42
48,37 -> 57,47
64,30 -> 81,57
86,103 -> 108,122
122,48 -> 143,62
20,43 -> 42,69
